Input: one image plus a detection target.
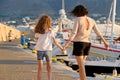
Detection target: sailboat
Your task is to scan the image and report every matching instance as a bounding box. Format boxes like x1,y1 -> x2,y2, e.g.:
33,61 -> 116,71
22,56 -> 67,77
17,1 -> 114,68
90,0 -> 120,58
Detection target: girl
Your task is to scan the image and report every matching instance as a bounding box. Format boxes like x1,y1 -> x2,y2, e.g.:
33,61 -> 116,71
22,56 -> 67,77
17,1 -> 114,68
63,5 -> 109,80
34,15 -> 63,80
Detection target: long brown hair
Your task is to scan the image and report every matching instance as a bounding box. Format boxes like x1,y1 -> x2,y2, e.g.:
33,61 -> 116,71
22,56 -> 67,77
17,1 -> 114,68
34,15 -> 52,34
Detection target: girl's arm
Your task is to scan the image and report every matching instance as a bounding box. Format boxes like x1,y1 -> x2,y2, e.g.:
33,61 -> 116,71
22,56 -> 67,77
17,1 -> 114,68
51,30 -> 63,50
52,37 -> 63,50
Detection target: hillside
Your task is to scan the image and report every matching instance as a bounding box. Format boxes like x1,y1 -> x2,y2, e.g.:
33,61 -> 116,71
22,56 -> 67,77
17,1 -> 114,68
0,0 -> 120,20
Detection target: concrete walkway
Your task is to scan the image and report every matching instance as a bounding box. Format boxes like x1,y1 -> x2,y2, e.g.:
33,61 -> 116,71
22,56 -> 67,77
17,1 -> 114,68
0,40 -> 76,80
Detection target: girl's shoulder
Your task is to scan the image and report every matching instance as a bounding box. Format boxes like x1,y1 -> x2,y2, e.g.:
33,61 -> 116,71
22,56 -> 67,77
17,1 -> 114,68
35,33 -> 40,35
48,28 -> 55,33
48,29 -> 55,38
48,28 -> 52,31
35,33 -> 40,38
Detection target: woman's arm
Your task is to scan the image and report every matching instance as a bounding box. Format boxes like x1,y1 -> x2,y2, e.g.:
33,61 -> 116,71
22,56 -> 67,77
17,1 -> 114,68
63,18 -> 78,49
98,35 -> 109,50
93,23 -> 109,50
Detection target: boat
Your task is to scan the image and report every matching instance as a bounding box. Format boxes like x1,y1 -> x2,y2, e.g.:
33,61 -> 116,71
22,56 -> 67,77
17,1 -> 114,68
63,59 -> 120,77
93,73 -> 120,80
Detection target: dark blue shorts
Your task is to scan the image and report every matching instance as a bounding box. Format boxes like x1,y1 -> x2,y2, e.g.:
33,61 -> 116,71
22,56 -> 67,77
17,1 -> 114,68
72,42 -> 91,56
37,51 -> 52,61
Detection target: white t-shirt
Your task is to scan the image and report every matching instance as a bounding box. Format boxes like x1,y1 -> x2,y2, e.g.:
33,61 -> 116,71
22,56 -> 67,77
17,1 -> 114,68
69,16 -> 102,42
34,30 -> 55,51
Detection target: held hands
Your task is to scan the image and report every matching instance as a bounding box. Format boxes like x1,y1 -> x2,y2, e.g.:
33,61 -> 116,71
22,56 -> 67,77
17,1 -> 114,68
62,46 -> 65,51
59,45 -> 67,55
60,39 -> 71,51
59,45 -> 67,51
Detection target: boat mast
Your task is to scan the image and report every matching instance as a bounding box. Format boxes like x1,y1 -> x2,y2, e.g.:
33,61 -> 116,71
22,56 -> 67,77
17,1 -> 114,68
111,0 -> 117,43
62,0 -> 65,10
58,0 -> 66,32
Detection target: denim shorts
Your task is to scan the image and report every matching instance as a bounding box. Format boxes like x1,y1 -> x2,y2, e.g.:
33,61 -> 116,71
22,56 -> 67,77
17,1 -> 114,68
37,51 -> 52,61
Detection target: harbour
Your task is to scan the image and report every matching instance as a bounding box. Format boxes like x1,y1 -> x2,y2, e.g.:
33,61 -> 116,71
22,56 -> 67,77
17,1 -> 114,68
0,0 -> 120,80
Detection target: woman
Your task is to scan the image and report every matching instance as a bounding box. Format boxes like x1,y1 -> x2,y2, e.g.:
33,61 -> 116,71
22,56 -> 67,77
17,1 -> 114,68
63,4 -> 109,80
34,15 -> 63,80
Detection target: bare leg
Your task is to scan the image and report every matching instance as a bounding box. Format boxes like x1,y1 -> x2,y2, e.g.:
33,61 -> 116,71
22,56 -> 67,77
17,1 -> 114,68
46,61 -> 52,80
75,56 -> 86,80
37,60 -> 43,80
83,55 -> 87,62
